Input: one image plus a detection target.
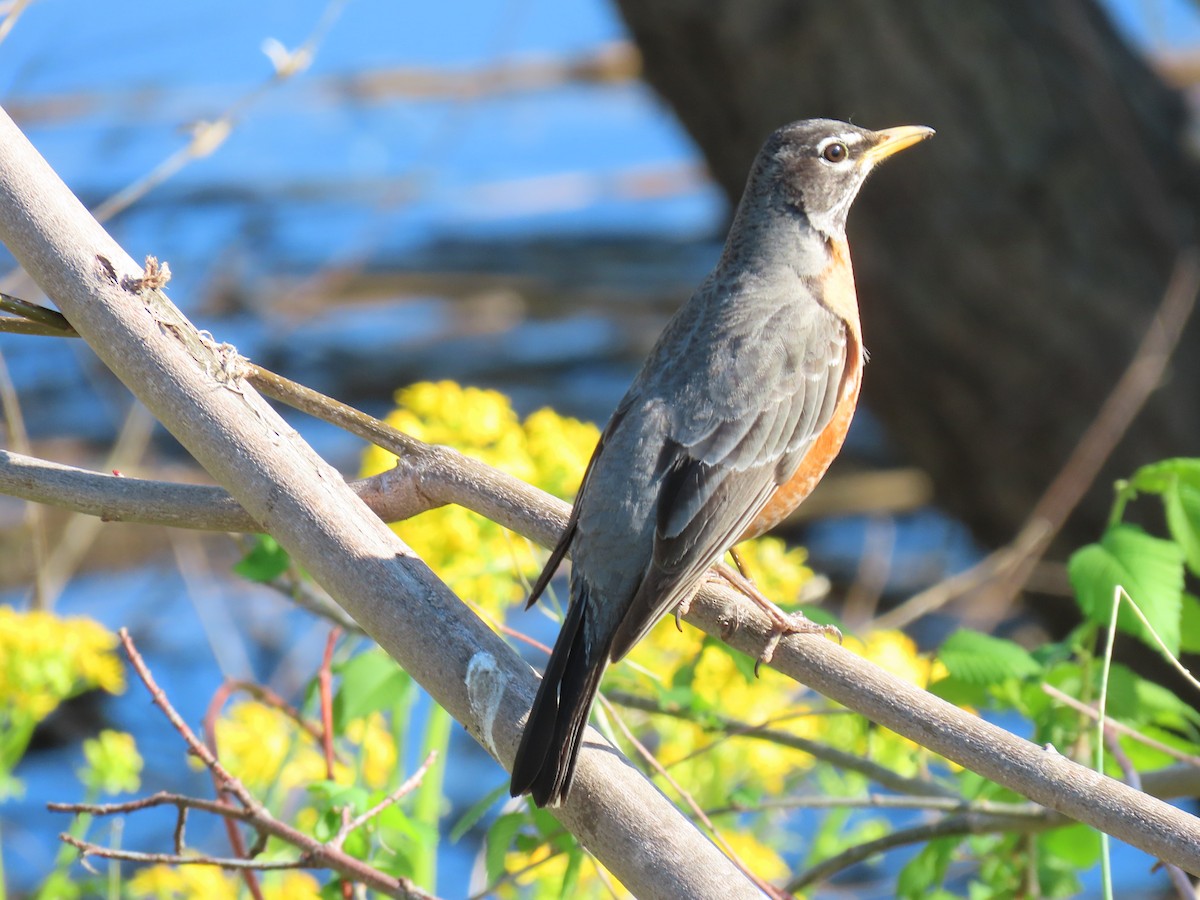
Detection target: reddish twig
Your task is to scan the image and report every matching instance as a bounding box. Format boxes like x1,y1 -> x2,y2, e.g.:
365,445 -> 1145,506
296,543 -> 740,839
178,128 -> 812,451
317,627 -> 352,900
225,679 -> 328,746
119,630 -> 262,814
49,790 -> 250,821
320,628 -> 341,779
203,680 -> 264,900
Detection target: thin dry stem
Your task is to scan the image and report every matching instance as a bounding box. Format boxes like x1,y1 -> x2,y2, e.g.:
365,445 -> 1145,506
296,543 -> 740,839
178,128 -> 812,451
330,751 -> 438,850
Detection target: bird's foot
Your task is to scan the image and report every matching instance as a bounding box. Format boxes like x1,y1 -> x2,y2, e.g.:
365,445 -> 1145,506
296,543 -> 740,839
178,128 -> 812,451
716,561 -> 841,674
755,612 -> 841,674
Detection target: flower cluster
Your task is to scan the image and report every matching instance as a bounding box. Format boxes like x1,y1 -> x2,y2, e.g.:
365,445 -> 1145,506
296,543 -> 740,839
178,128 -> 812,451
0,607 -> 125,722
361,381 -> 598,622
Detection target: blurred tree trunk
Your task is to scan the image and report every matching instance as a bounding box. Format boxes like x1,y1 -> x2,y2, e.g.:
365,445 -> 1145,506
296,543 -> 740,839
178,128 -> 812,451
615,0 -> 1200,551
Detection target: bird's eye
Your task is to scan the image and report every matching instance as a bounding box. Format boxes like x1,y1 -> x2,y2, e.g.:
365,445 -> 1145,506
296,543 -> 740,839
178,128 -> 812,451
821,141 -> 849,163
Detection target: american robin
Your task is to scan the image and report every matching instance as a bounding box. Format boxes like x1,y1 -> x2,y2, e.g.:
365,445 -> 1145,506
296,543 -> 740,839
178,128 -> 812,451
511,119 -> 933,807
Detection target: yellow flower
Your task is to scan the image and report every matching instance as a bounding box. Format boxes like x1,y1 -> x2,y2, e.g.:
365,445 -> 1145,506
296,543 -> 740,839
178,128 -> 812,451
721,830 -> 789,882
842,630 -> 953,769
506,843 -> 632,899
211,701 -> 333,793
0,607 -> 124,724
127,860 -> 238,899
81,729 -> 142,795
360,382 -> 598,624
850,630 -> 933,687
523,406 -> 599,500
127,864 -> 185,897
263,871 -> 322,899
727,536 -> 814,607
345,711 -> 398,790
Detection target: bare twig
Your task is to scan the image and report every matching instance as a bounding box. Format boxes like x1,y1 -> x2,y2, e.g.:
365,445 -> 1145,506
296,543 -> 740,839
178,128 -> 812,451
0,0 -> 32,48
222,679 -> 329,747
330,751 -> 438,851
319,628 -> 341,780
595,694 -> 786,899
0,345 -> 48,607
316,628 -> 352,900
88,2 -> 347,226
0,291 -> 74,331
706,793 -> 1046,818
41,402 -> 155,606
201,660 -> 269,897
49,791 -> 252,822
58,834 -> 308,871
120,629 -> 263,814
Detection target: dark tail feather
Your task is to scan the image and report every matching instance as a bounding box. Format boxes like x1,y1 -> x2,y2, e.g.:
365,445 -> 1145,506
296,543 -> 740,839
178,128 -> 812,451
525,515 -> 575,611
510,582 -> 608,806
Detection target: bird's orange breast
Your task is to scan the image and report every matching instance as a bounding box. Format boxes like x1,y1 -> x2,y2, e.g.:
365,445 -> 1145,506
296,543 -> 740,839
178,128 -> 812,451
739,237 -> 863,541
739,363 -> 861,541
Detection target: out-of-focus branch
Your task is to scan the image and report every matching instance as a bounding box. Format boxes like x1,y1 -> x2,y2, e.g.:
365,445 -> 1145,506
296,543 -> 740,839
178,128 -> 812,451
786,810 -> 1043,892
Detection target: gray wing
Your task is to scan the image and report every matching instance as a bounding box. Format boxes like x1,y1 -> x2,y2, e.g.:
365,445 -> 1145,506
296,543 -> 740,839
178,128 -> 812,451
605,288 -> 848,660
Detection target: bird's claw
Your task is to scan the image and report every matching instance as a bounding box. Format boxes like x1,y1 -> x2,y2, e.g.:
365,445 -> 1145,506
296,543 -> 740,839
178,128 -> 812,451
673,586 -> 701,631
753,612 -> 841,676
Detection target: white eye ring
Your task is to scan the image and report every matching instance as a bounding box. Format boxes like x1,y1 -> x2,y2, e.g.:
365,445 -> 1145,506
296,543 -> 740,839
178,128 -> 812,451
819,139 -> 851,164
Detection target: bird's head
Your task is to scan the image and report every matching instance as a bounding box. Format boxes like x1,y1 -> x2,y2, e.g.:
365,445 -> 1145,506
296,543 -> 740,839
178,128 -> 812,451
750,119 -> 934,238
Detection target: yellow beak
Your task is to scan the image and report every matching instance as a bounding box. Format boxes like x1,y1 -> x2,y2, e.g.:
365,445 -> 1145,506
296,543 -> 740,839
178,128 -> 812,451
861,125 -> 935,165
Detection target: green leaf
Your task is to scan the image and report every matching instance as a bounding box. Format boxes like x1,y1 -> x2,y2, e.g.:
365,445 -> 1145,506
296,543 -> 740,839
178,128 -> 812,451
1128,458 -> 1200,496
926,675 -> 990,708
936,630 -> 1041,685
232,534 -> 291,582
1118,723 -> 1200,770
706,637 -> 757,683
1039,822 -> 1101,867
1181,594 -> 1200,654
897,836 -> 958,897
1102,663 -> 1200,731
333,649 -> 411,729
448,783 -> 507,842
1164,479 -> 1200,577
485,812 -> 525,886
308,780 -> 370,815
1068,524 -> 1183,654
558,846 -> 583,899
79,730 -> 142,795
